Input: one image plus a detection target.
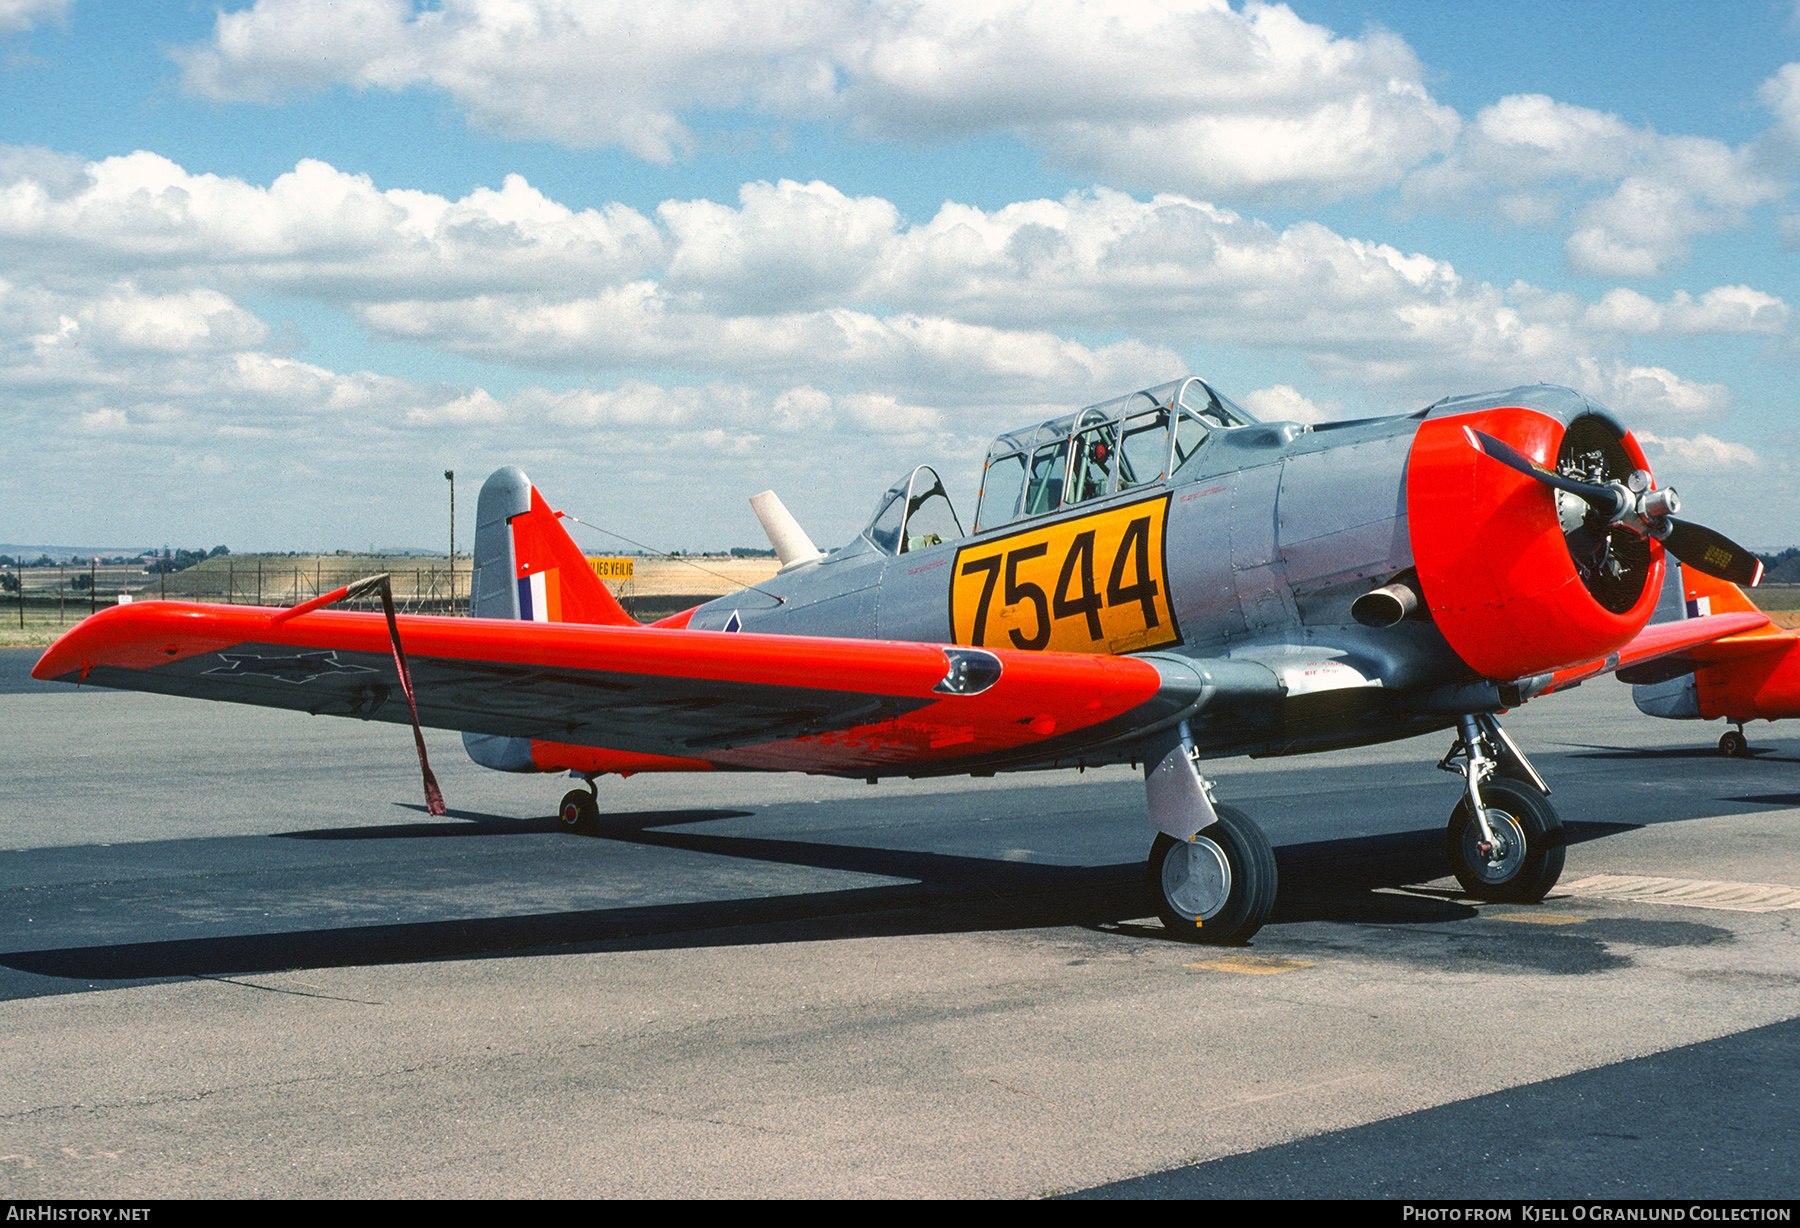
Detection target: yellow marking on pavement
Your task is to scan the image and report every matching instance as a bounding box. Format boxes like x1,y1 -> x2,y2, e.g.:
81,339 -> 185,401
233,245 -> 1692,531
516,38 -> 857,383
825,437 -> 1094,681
1494,912 -> 1587,925
1185,955 -> 1317,974
1562,874 -> 1800,913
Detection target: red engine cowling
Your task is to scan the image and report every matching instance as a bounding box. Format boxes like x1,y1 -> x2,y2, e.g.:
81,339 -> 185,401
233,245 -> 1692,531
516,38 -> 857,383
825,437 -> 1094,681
1407,403 -> 1665,681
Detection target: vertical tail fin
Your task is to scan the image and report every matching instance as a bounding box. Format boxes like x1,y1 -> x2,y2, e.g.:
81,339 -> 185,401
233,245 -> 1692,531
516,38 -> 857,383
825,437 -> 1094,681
470,466 -> 637,627
1680,558 -> 1763,619
465,466 -> 636,772
1646,557 -> 1764,628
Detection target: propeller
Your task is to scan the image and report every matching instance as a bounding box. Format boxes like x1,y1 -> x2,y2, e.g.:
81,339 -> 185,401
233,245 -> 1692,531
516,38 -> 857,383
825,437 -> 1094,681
1660,519 -> 1764,588
1465,427 -> 1762,587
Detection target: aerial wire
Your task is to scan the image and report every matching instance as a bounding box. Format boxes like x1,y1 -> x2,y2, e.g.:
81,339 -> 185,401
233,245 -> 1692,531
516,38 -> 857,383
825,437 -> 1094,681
558,512 -> 788,605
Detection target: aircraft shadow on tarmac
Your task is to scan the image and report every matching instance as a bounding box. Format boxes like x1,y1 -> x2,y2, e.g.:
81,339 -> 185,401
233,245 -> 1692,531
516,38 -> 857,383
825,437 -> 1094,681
0,812 -> 1678,991
1564,742 -> 1800,764
272,807 -> 755,840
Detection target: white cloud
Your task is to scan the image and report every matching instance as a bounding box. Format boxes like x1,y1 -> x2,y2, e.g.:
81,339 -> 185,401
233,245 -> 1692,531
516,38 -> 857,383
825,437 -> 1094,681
1635,431 -> 1760,471
0,150 -> 664,297
176,0 -> 852,163
1582,286 -> 1789,336
163,5 -> 1800,278
173,0 -> 1458,201
355,286 -> 1186,403
837,0 -> 1460,202
1406,93 -> 1786,279
1756,61 -> 1800,156
1240,384 -> 1335,423
1575,360 -> 1732,422
76,286 -> 271,355
1,150 -> 1778,426
0,0 -> 70,36
659,179 -> 900,312
0,147 -> 1778,549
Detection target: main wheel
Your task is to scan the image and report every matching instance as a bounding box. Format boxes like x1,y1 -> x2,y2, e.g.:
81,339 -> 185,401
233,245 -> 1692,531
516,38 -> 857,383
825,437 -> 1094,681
1147,805 -> 1277,945
1445,778 -> 1564,903
558,788 -> 599,836
1719,729 -> 1748,757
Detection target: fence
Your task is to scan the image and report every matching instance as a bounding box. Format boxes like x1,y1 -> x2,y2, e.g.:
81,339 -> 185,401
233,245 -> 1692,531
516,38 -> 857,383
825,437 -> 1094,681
4,562 -> 473,628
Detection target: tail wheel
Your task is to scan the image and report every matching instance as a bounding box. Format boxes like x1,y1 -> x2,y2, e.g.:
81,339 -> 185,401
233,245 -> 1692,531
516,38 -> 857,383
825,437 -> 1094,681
1446,778 -> 1565,903
1147,805 -> 1277,945
558,788 -> 599,836
1719,729 -> 1749,757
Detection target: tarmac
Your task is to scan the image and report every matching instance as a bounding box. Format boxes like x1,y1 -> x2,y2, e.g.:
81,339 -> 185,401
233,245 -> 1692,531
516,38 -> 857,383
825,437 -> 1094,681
0,644 -> 1795,1198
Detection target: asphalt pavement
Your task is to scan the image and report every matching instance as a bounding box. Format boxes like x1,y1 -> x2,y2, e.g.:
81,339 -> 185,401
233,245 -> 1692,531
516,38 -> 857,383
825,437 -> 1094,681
1,645 -> 1795,1198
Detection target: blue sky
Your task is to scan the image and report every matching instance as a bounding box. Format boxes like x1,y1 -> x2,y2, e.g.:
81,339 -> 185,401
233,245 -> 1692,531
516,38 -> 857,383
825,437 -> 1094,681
2,0 -> 1795,553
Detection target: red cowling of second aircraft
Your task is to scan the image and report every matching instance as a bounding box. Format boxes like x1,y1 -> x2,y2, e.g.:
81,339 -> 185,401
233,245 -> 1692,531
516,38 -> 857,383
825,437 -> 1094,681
1406,405 -> 1665,682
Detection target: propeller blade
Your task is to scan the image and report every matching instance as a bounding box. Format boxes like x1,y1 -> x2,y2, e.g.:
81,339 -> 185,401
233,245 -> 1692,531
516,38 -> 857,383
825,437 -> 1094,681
1464,427 -> 1759,586
1465,428 -> 1625,517
1663,519 -> 1764,587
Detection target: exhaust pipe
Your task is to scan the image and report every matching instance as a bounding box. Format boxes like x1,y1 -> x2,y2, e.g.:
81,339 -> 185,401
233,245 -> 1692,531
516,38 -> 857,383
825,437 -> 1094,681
1351,581 -> 1420,628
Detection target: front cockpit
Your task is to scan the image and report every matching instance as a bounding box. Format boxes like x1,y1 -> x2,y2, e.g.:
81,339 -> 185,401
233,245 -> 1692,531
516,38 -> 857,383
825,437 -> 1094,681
972,377 -> 1257,533
864,465 -> 965,555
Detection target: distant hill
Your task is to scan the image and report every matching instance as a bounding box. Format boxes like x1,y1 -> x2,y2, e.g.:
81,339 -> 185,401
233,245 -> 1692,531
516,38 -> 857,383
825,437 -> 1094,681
0,544 -> 154,561
1759,550 -> 1800,584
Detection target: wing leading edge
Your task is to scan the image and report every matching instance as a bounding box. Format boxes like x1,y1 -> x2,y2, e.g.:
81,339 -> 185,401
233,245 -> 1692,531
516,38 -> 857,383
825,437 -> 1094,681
32,602 -> 1279,777
1537,610 -> 1770,695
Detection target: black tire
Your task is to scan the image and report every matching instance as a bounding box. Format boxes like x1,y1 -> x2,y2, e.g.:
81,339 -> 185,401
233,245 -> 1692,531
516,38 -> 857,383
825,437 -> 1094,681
558,788 -> 599,836
1147,804 -> 1277,945
1719,729 -> 1748,758
1445,778 -> 1564,902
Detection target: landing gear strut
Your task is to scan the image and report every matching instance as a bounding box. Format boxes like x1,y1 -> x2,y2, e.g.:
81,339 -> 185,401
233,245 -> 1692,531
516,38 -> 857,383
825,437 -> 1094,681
559,780 -> 600,835
1142,722 -> 1277,944
1438,714 -> 1564,902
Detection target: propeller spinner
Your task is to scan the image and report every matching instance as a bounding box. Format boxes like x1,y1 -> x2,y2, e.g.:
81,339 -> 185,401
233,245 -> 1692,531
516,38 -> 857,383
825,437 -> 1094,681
1466,427 -> 1763,589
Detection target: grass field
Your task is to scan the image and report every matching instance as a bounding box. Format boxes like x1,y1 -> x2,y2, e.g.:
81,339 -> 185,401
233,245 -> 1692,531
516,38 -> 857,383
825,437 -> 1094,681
0,608 -> 103,647
1750,584 -> 1800,610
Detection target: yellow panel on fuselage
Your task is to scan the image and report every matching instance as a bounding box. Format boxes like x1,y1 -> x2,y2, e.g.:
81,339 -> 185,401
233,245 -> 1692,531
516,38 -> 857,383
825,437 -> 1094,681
949,494 -> 1180,654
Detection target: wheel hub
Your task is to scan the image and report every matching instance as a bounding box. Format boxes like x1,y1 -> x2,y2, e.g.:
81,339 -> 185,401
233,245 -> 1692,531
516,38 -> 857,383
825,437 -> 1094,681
1162,836 -> 1232,921
1462,808 -> 1525,884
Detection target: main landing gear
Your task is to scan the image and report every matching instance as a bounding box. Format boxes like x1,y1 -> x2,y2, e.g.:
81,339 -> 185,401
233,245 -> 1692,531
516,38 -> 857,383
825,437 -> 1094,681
559,780 -> 600,836
1438,714 -> 1564,902
1719,724 -> 1750,758
1142,724 -> 1277,944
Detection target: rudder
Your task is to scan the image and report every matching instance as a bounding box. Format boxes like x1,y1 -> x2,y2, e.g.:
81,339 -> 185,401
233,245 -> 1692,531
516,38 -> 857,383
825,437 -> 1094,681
470,466 -> 636,627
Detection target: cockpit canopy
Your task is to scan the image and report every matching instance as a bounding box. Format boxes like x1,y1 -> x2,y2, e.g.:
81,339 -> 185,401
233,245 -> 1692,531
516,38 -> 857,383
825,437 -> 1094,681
864,465 -> 965,555
972,377 -> 1255,533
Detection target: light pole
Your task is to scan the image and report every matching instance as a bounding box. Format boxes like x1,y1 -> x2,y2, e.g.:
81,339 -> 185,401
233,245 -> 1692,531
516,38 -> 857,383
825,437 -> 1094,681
444,469 -> 455,611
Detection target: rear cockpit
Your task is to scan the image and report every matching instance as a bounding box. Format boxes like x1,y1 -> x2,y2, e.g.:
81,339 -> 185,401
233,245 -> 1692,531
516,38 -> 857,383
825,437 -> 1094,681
852,377 -> 1258,558
972,377 -> 1257,533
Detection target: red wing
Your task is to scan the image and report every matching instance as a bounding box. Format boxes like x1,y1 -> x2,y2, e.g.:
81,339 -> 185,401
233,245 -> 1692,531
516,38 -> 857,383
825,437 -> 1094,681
1539,610 -> 1770,695
1687,625 -> 1799,664
1675,569 -> 1796,663
32,602 -> 1196,776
